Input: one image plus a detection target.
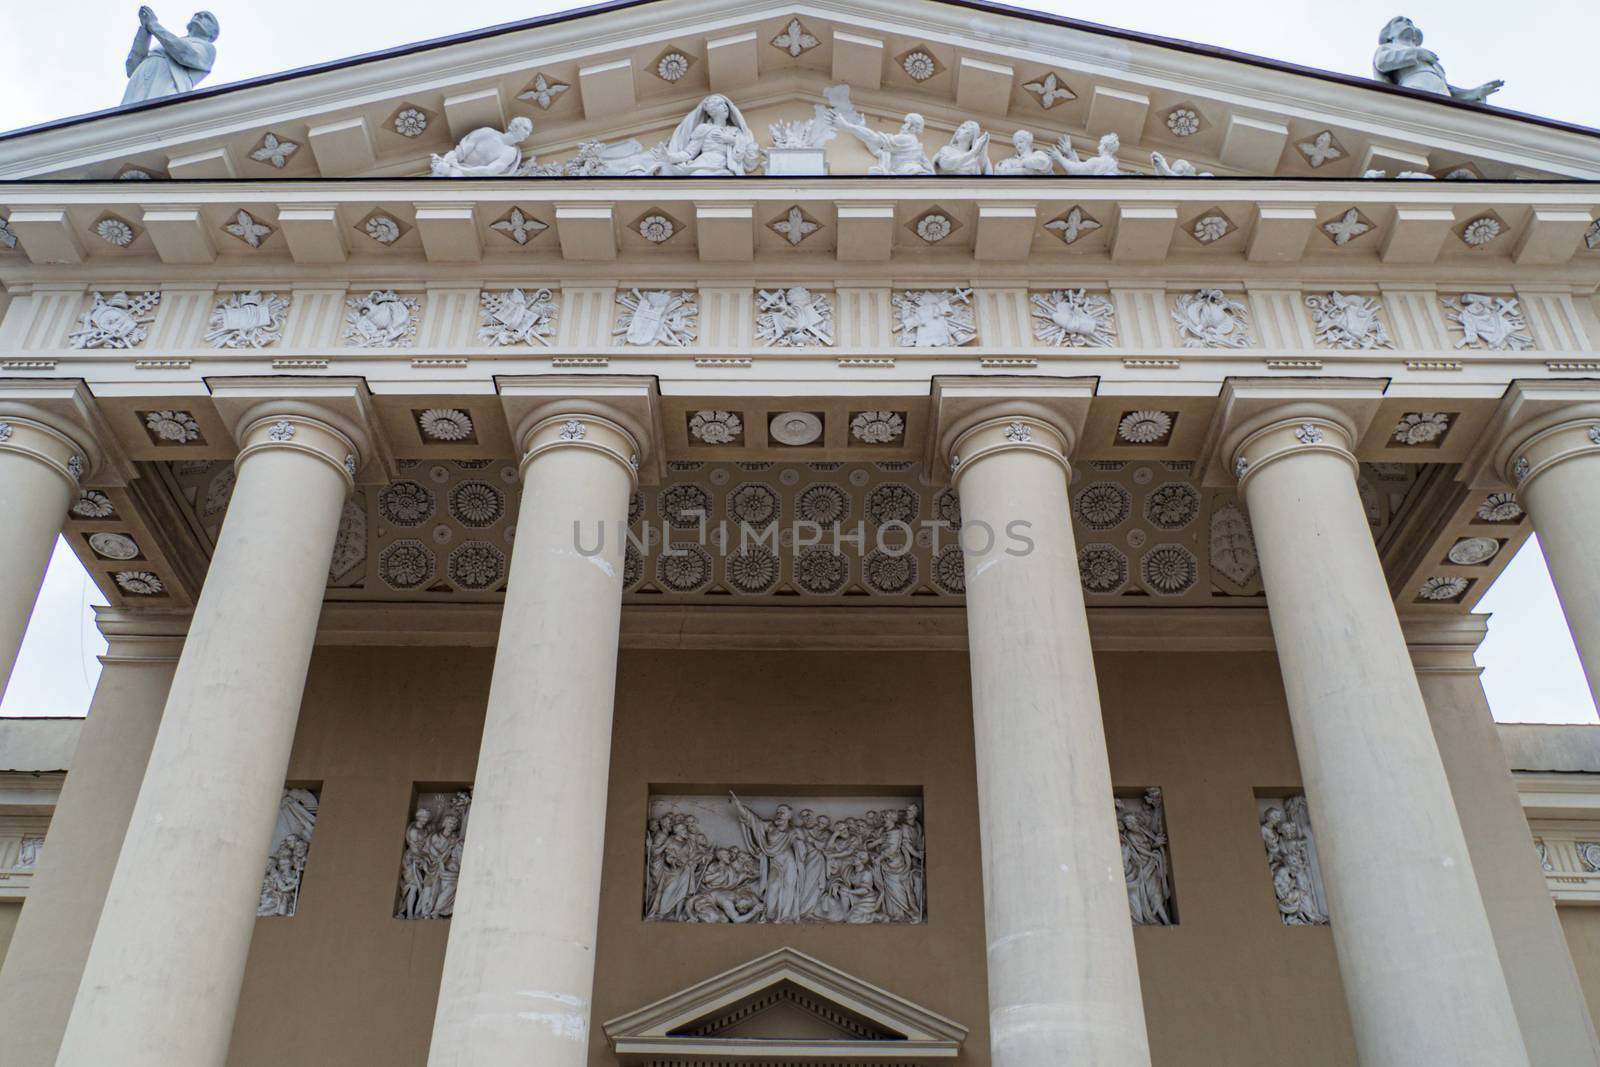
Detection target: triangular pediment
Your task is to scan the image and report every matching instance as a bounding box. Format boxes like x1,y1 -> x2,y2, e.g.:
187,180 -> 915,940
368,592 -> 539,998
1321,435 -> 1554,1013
602,947 -> 966,1063
2,0 -> 1595,183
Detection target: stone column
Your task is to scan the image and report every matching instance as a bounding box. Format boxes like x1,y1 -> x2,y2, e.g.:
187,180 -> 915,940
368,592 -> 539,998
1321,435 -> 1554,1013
939,384 -> 1152,1067
1500,407 -> 1600,707
0,611 -> 184,1067
1231,408 -> 1529,1067
1406,614 -> 1600,1067
0,412 -> 86,696
55,404 -> 364,1067
427,405 -> 642,1067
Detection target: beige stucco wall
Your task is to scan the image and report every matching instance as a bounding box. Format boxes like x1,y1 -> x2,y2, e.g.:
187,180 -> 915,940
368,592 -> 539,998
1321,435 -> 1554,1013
0,900 -> 20,964
1562,909 -> 1600,1026
220,643 -> 1371,1066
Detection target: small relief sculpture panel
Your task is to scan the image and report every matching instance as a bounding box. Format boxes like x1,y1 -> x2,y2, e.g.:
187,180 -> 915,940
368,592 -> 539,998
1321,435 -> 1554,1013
1031,289 -> 1116,347
1117,788 -> 1175,925
396,790 -> 472,919
257,788 -> 318,918
478,288 -> 558,347
1209,503 -> 1259,587
1172,290 -> 1252,348
892,289 -> 976,348
756,287 -> 833,347
1259,795 -> 1330,926
206,290 -> 289,349
645,794 -> 925,924
344,290 -> 421,348
616,289 -> 698,347
69,291 -> 161,349
1306,292 -> 1393,349
1442,294 -> 1533,351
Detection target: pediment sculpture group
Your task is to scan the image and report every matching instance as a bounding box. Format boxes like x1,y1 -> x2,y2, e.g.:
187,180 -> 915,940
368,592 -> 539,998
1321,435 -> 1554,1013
112,8 -> 1505,179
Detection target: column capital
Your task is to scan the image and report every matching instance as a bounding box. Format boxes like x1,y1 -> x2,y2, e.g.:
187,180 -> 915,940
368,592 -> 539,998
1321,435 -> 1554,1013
207,376 -> 395,487
1197,377 -> 1385,487
93,605 -> 192,665
1465,380 -> 1600,490
0,378 -> 134,488
497,375 -> 662,486
926,375 -> 1094,484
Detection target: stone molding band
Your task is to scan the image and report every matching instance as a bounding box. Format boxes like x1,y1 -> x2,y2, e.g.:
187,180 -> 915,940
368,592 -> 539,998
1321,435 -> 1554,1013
518,413 -> 642,489
1506,416 -> 1600,489
233,413 -> 361,491
1230,413 -> 1360,490
947,415 -> 1072,488
0,415 -> 87,489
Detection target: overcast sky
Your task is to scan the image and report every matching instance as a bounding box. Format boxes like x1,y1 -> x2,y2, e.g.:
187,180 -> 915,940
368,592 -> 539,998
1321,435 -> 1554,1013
1,0 -> 1596,721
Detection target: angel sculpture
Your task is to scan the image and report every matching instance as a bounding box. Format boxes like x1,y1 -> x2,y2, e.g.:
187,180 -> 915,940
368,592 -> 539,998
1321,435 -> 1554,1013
1050,132 -> 1125,175
931,121 -> 993,176
657,95 -> 761,176
1373,16 -> 1503,102
1150,151 -> 1213,177
430,118 -> 534,177
993,130 -> 1056,176
825,85 -> 933,176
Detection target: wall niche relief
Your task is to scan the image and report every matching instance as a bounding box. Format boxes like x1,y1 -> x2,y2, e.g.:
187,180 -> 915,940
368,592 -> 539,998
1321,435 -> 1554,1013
1116,787 -> 1176,926
1259,794 -> 1330,926
395,789 -> 472,919
645,792 -> 925,924
257,787 -> 318,917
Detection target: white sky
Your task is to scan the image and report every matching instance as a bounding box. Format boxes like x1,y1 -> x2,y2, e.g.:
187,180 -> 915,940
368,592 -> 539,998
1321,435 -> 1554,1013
1,0 -> 1597,721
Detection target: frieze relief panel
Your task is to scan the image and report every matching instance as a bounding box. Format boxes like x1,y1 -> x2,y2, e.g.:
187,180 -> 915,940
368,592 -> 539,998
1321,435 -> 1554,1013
1,279 -> 1590,361
257,787 -> 319,918
396,789 -> 472,920
645,794 -> 925,924
1258,795 -> 1330,926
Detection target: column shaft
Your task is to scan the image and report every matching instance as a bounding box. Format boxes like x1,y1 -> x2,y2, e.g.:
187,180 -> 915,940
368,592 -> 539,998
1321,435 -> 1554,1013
55,416 -> 354,1067
1514,426 -> 1600,707
0,418 -> 81,695
427,414 -> 636,1067
954,416 -> 1152,1067
1411,629 -> 1600,1066
1239,417 -> 1528,1066
0,647 -> 176,1067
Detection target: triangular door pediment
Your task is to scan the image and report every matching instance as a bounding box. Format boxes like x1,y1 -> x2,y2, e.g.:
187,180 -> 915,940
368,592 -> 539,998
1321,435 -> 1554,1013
603,947 -> 966,1063
2,0 -> 1593,182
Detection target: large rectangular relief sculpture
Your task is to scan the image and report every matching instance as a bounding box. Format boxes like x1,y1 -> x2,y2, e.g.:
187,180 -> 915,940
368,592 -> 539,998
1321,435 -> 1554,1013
646,793 -> 924,924
257,787 -> 319,917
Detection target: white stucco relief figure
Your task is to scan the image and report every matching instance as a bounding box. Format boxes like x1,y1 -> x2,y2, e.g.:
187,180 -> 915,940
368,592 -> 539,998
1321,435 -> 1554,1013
893,289 -> 976,347
826,86 -> 933,176
616,289 -> 698,346
397,791 -> 471,919
121,7 -> 218,105
1305,292 -> 1393,349
206,290 -> 289,349
766,107 -> 835,175
992,130 -> 1055,175
757,287 -> 834,347
478,288 -> 558,347
257,788 -> 318,918
1150,151 -> 1213,177
1172,289 -> 1252,348
1442,293 -> 1533,351
1260,795 -> 1330,926
344,290 -> 420,348
659,95 -> 762,176
1209,503 -> 1259,586
1051,133 -> 1125,175
1373,16 -> 1503,102
1031,289 -> 1116,347
931,121 -> 993,175
69,291 -> 161,349
1117,788 -> 1175,926
429,117 -> 534,177
646,794 -> 925,924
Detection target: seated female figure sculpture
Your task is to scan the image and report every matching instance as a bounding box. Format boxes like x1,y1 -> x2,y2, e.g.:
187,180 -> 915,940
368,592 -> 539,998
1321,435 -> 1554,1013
658,95 -> 761,176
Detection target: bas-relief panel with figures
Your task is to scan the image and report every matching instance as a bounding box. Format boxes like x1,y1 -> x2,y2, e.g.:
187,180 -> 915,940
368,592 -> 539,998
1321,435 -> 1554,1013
645,794 -> 925,925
